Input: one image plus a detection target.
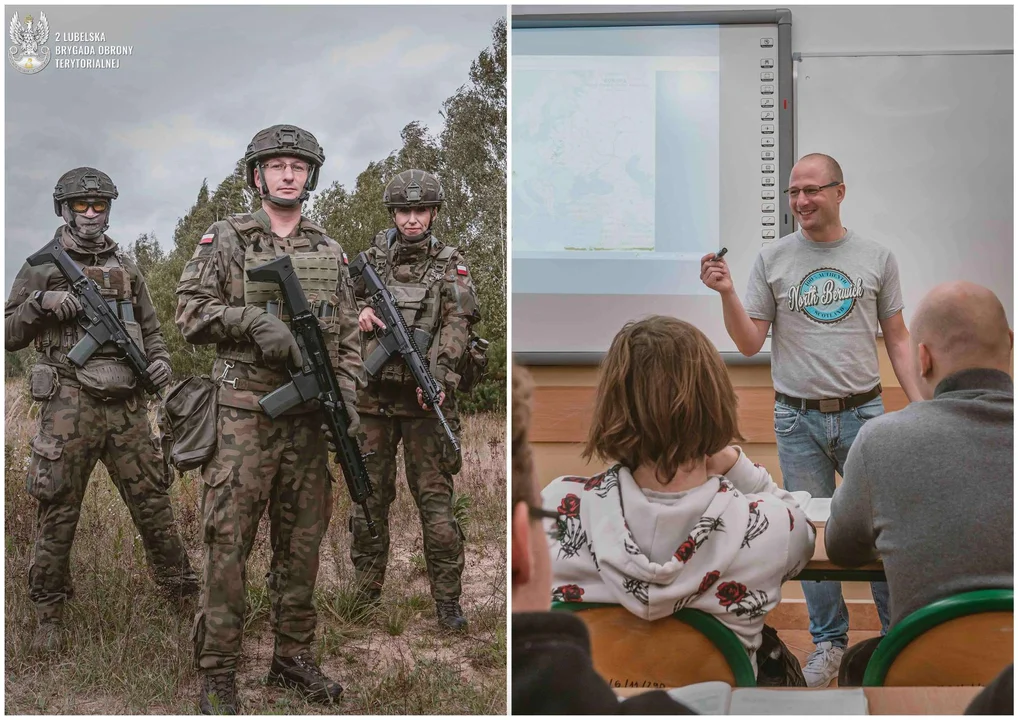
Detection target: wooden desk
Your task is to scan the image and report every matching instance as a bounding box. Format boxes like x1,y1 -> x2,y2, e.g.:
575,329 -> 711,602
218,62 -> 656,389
795,526 -> 886,582
616,686 -> 983,714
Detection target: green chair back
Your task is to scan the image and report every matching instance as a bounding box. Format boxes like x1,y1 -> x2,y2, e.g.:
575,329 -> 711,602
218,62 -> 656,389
863,588 -> 1013,686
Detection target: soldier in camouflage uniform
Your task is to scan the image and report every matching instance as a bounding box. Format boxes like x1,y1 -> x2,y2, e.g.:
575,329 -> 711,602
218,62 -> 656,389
175,125 -> 362,714
352,169 -> 481,631
4,167 -> 198,655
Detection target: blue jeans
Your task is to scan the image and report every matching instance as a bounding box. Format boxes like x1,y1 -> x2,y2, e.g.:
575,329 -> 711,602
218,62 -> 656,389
774,396 -> 891,648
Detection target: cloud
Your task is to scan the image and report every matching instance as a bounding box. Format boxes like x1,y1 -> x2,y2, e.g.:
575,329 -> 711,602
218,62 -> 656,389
115,115 -> 237,155
397,42 -> 459,70
329,27 -> 414,69
5,5 -> 504,294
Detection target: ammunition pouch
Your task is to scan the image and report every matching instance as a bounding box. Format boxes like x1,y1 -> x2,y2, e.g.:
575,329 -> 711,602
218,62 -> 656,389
156,375 -> 219,471
454,334 -> 489,393
29,364 -> 60,401
74,357 -> 138,401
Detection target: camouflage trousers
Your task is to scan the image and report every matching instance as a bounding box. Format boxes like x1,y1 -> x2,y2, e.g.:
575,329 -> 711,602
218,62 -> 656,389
350,414 -> 464,601
26,382 -> 196,623
193,406 -> 333,673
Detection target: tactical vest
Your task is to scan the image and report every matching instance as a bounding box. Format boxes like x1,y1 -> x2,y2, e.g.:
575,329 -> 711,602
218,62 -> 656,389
35,250 -> 146,361
365,229 -> 457,383
217,213 -> 346,368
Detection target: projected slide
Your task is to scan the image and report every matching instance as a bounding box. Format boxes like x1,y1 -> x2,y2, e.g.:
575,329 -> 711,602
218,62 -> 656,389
513,17 -> 786,355
514,58 -> 658,252
513,26 -> 720,296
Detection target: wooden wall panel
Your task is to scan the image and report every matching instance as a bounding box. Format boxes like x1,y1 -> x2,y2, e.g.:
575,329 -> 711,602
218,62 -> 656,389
535,442 -> 783,489
531,384 -> 909,444
524,340 -> 916,495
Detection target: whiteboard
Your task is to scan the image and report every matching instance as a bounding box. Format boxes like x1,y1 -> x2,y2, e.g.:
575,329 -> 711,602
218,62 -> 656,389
795,53 -> 1013,327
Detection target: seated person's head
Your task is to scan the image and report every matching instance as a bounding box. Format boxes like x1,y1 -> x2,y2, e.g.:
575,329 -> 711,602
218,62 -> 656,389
910,281 -> 1013,400
584,315 -> 741,485
511,365 -> 553,612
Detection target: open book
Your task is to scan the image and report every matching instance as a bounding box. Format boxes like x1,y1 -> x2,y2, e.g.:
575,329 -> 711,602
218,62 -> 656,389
665,681 -> 869,715
789,491 -> 832,527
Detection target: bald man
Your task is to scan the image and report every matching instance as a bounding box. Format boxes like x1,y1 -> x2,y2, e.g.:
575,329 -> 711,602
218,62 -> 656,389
826,281 -> 1013,685
701,153 -> 922,685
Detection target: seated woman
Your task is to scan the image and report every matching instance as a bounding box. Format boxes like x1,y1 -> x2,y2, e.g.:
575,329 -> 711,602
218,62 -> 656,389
543,315 -> 816,686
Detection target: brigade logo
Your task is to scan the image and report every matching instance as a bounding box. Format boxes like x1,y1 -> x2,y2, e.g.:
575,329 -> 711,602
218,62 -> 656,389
787,267 -> 864,324
8,11 -> 50,74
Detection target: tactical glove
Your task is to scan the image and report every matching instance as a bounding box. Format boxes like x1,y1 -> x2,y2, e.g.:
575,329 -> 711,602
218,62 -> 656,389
39,291 -> 82,322
320,404 -> 361,448
245,311 -> 303,369
146,358 -> 172,390
344,396 -> 361,437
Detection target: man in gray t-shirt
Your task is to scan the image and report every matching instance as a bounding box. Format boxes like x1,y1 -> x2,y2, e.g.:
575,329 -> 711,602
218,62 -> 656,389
700,153 -> 921,687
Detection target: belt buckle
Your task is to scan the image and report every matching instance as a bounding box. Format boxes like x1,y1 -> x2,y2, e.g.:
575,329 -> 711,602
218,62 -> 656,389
819,398 -> 841,413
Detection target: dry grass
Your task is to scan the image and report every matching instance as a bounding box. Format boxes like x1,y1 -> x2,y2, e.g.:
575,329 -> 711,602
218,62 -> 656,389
4,378 -> 506,714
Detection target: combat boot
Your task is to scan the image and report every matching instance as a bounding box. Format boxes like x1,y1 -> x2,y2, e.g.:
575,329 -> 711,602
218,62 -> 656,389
161,575 -> 201,610
31,619 -> 66,655
436,598 -> 468,632
267,651 -> 343,704
199,671 -> 238,715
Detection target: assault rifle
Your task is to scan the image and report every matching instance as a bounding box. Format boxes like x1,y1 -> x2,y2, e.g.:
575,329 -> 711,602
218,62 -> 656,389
26,237 -> 160,396
348,252 -> 460,457
246,255 -> 377,538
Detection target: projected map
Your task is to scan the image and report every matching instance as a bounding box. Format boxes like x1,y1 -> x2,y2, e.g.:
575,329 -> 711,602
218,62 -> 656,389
513,61 -> 657,252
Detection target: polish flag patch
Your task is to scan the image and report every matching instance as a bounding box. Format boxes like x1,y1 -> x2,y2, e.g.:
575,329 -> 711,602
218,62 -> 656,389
199,233 -> 215,245
456,265 -> 468,276
342,252 -> 349,265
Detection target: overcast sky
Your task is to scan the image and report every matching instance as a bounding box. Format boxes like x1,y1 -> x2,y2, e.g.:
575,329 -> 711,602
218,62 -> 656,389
5,4 -> 504,293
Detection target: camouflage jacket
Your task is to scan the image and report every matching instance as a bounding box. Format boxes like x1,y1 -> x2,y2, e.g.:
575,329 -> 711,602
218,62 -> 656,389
353,230 -> 480,417
5,226 -> 170,374
174,208 -> 363,414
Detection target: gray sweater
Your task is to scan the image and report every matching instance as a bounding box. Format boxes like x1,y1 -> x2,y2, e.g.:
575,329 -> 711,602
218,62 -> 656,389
826,368 -> 1013,627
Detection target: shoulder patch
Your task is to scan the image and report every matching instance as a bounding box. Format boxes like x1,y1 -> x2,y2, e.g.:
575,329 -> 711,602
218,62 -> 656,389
456,265 -> 468,276
342,252 -> 349,265
199,233 -> 215,245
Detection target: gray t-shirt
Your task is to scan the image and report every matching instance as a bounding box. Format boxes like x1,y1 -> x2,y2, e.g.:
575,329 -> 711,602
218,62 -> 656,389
744,229 -> 903,398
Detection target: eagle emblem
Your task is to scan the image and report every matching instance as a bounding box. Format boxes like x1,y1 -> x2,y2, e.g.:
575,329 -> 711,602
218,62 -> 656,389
9,11 -> 50,74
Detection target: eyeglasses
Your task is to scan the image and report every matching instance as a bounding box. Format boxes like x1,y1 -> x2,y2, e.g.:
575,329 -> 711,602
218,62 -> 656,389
263,160 -> 309,176
69,199 -> 109,213
783,180 -> 841,199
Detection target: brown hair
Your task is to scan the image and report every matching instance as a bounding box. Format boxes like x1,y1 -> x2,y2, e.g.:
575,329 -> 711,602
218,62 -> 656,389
512,365 -> 538,508
582,316 -> 742,484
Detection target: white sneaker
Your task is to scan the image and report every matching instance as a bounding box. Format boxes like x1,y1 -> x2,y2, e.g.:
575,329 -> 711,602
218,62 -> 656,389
802,641 -> 844,687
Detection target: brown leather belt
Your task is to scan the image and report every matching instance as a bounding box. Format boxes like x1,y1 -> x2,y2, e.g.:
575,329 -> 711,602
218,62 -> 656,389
775,384 -> 882,413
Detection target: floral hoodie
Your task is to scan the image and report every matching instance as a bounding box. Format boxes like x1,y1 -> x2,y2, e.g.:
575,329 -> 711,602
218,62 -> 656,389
542,448 -> 815,674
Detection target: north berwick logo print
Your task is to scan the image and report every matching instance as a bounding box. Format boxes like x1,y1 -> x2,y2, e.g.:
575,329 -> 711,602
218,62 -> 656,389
787,267 -> 863,324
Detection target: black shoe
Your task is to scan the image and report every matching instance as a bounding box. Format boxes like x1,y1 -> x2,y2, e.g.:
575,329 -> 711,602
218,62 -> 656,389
436,599 -> 468,632
199,671 -> 238,715
267,651 -> 343,704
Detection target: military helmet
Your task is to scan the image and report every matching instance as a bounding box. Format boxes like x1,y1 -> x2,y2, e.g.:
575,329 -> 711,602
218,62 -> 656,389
244,124 -> 325,192
383,169 -> 444,209
53,167 -> 118,216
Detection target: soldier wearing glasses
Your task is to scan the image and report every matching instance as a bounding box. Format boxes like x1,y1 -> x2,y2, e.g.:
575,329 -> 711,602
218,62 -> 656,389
5,167 -> 197,656
175,125 -> 362,713
699,153 -> 922,687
